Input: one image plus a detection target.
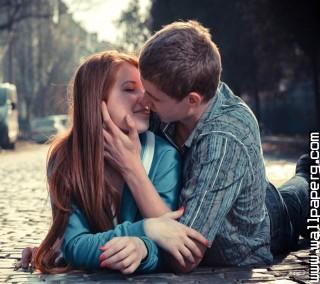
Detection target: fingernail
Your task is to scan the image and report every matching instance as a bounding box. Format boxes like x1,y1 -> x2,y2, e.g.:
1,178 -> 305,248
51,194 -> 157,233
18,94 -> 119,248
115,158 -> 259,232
205,239 -> 210,247
179,206 -> 184,212
102,263 -> 111,269
99,246 -> 105,250
99,254 -> 106,262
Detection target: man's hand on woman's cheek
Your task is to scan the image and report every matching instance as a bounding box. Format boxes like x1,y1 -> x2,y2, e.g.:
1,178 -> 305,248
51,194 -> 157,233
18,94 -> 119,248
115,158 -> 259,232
143,208 -> 209,268
99,237 -> 147,274
101,101 -> 142,176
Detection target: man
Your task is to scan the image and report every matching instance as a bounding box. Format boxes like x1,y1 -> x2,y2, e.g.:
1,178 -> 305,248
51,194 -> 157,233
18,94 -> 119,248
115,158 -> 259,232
101,20 -> 309,272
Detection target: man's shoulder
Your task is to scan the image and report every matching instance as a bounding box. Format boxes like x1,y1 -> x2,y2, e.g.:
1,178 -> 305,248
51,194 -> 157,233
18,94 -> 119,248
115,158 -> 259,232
201,88 -> 261,148
195,85 -> 263,166
212,82 -> 259,127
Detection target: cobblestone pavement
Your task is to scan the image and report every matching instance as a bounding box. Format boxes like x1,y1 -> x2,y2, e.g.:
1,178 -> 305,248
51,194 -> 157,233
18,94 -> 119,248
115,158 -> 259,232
0,142 -> 310,283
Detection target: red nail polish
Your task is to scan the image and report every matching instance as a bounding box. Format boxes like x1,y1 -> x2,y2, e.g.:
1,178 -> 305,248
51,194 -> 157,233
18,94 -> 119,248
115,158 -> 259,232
99,254 -> 105,262
179,206 -> 184,212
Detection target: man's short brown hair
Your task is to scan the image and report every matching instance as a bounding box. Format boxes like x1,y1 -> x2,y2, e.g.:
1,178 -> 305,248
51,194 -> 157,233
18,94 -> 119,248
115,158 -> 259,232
139,20 -> 222,101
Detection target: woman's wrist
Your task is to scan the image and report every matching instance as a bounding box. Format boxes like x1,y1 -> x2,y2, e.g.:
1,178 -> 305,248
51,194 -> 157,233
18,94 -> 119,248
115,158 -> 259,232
138,237 -> 149,262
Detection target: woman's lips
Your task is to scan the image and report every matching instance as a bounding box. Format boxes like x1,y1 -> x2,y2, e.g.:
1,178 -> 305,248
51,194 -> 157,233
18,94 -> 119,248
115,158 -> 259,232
133,109 -> 150,115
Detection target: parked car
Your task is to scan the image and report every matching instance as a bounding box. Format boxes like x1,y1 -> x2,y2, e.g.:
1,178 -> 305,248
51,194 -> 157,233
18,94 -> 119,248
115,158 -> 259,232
30,115 -> 69,143
0,83 -> 19,149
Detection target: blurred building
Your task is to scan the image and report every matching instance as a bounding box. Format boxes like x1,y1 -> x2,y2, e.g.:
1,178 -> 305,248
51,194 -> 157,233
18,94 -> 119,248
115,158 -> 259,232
0,0 -> 112,135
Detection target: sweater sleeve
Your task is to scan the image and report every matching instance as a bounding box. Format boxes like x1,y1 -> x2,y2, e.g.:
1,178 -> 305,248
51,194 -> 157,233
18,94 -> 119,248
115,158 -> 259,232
62,207 -> 146,270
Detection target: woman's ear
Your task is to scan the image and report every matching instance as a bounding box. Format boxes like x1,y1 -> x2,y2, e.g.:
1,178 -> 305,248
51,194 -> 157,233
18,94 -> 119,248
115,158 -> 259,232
187,92 -> 203,106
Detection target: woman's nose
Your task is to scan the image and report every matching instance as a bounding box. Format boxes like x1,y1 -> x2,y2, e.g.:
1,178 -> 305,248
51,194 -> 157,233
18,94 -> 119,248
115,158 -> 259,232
139,92 -> 151,109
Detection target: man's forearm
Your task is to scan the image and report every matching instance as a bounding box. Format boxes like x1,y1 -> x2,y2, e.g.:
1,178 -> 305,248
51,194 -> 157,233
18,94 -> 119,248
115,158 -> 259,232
123,161 -> 171,217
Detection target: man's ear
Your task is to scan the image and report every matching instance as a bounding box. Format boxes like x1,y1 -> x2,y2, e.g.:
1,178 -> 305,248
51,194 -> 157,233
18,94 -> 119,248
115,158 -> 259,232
187,92 -> 203,106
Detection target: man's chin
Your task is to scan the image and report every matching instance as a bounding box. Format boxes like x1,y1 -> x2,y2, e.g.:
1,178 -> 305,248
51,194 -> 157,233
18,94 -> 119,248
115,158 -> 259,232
159,117 -> 172,124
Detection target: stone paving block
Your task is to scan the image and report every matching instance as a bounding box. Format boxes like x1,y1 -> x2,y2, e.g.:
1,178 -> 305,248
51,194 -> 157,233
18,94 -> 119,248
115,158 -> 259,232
224,271 -> 276,282
246,272 -> 277,281
269,264 -> 306,271
288,270 -> 310,283
0,269 -> 23,275
251,269 -> 268,273
241,279 -> 288,284
281,255 -> 298,263
0,263 -> 14,269
271,280 -> 299,284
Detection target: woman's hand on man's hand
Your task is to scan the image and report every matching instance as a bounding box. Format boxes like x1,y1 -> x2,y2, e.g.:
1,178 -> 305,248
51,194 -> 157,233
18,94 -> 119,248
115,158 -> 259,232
99,237 -> 147,274
144,208 -> 209,268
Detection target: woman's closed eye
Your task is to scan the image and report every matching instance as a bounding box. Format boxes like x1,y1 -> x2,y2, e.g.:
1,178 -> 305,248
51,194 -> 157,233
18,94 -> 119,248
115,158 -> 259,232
124,88 -> 135,92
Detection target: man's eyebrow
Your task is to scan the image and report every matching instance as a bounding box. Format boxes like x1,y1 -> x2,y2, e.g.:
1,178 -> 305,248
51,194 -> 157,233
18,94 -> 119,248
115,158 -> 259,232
145,90 -> 161,101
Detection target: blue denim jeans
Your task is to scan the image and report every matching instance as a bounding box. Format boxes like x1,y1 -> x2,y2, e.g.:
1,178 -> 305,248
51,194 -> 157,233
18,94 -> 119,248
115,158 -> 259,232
265,175 -> 309,255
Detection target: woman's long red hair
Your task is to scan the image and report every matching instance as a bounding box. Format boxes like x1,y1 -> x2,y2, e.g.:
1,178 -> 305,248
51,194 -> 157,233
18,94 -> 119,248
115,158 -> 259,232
34,51 -> 138,273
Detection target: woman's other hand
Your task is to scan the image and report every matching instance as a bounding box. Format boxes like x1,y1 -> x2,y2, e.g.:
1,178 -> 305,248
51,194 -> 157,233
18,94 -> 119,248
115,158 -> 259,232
99,237 -> 147,274
14,247 -> 38,272
144,208 -> 209,267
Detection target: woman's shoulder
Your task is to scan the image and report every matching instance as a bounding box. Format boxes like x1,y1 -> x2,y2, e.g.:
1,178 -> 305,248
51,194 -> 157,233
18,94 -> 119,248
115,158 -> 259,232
150,131 -> 181,165
154,133 -> 177,152
141,131 -> 179,155
140,131 -> 181,177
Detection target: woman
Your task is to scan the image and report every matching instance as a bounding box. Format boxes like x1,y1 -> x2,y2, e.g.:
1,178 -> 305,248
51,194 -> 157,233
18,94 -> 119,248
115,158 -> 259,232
31,50 -> 182,274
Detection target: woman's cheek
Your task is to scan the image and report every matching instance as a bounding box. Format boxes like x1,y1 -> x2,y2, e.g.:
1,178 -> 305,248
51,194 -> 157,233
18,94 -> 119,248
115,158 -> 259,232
108,109 -> 125,129
133,115 -> 150,133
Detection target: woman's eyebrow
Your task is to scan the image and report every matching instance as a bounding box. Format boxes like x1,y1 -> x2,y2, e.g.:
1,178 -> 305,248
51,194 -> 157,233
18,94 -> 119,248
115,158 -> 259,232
121,80 -> 136,87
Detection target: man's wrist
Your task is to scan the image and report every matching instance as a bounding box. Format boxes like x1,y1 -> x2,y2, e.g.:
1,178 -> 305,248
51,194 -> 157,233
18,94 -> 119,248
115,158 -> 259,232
122,159 -> 148,188
143,218 -> 157,240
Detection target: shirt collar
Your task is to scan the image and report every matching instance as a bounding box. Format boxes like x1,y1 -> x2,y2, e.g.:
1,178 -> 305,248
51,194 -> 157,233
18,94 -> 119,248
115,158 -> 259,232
161,81 -> 224,150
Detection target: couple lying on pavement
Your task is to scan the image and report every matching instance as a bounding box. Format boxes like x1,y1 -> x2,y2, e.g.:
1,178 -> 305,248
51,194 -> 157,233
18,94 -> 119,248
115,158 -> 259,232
17,20 -> 310,274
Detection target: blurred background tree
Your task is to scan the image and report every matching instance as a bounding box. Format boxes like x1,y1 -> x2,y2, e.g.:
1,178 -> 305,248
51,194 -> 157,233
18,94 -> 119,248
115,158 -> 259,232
0,0 -> 318,137
122,0 -> 318,134
115,0 -> 151,54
